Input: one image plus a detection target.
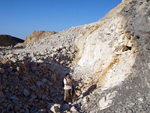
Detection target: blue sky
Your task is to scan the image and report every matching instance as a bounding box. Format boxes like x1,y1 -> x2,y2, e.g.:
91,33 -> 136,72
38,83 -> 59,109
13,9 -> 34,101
0,0 -> 121,40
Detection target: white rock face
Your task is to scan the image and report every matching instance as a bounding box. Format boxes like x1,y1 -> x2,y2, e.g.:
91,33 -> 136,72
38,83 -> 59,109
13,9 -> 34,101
77,0 -> 150,112
73,12 -> 138,91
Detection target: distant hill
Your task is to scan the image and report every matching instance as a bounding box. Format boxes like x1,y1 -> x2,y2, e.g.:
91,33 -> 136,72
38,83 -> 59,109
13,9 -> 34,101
24,31 -> 57,44
0,35 -> 24,46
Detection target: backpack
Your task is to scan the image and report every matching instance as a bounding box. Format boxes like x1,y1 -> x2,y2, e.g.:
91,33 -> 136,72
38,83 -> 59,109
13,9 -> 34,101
62,78 -> 66,87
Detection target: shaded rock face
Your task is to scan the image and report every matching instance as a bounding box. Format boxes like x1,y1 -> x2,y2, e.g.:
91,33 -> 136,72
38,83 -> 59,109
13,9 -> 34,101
0,35 -> 24,47
0,53 -> 74,112
0,28 -> 80,112
0,0 -> 150,112
24,31 -> 57,44
73,0 -> 150,112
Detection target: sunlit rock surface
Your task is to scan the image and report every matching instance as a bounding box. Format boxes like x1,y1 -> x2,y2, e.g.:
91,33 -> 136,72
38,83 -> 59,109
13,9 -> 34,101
24,31 -> 57,44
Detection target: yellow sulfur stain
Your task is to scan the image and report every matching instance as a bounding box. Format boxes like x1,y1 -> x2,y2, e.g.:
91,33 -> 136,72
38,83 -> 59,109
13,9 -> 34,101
81,24 -> 101,36
90,24 -> 100,34
93,57 -> 119,86
85,57 -> 119,94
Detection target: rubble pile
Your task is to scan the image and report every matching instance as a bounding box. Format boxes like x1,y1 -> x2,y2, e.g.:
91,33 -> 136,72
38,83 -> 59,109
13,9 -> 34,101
0,49 -> 81,112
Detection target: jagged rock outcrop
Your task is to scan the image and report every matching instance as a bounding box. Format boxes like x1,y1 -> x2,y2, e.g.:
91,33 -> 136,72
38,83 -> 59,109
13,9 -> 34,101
24,31 -> 57,44
73,0 -> 150,112
0,0 -> 150,112
0,35 -> 24,47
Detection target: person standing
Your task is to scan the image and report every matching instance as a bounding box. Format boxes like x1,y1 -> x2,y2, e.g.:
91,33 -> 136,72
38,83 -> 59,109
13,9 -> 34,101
63,73 -> 72,103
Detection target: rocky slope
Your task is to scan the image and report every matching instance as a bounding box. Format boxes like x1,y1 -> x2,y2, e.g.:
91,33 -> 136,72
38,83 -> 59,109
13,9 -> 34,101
73,0 -> 150,112
24,31 -> 57,44
0,35 -> 24,47
0,26 -> 83,112
0,0 -> 150,112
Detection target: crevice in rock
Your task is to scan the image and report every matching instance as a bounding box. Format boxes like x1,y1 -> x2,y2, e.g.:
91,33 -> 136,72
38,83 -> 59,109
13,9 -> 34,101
122,46 -> 132,52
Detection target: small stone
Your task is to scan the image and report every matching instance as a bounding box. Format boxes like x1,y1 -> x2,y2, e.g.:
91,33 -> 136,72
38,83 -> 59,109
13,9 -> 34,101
30,85 -> 36,91
11,58 -> 17,62
51,74 -> 56,83
42,78 -> 47,84
39,102 -> 46,109
128,102 -> 135,108
148,63 -> 150,69
0,68 -> 4,74
37,59 -> 43,63
23,77 -> 28,81
76,90 -> 82,96
78,83 -> 83,87
10,96 -> 19,101
138,97 -> 144,103
20,109 -> 25,113
142,105 -> 147,111
83,96 -> 89,103
44,59 -> 49,64
70,106 -> 77,112
0,91 -> 4,100
16,67 -> 20,71
54,104 -> 61,108
138,105 -> 143,109
60,61 -> 64,64
29,95 -> 37,103
127,109 -> 133,113
7,104 -> 13,110
50,104 -> 60,113
47,103 -> 54,108
23,89 -> 30,97
63,104 -> 70,110
31,66 -> 36,71
6,67 -> 12,72
14,72 -> 18,76
32,57 -> 36,61
15,106 -> 20,112
25,108 -> 30,113
146,45 -> 150,50
39,109 -> 47,113
37,81 -> 43,87
57,74 -> 62,80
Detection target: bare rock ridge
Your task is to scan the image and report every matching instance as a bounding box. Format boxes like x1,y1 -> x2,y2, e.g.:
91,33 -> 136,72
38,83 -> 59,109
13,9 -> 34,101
74,0 -> 150,112
0,0 -> 150,112
24,31 -> 57,44
0,35 -> 24,46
